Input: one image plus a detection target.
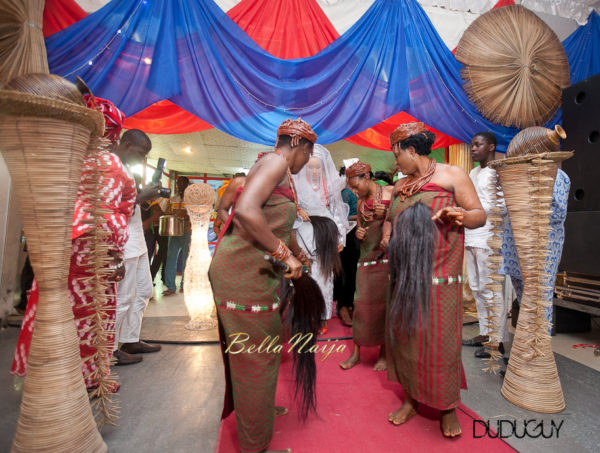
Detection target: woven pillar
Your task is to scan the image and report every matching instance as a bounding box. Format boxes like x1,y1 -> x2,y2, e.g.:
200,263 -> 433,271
490,152 -> 571,413
481,172 -> 506,373
449,143 -> 477,315
0,115 -> 106,451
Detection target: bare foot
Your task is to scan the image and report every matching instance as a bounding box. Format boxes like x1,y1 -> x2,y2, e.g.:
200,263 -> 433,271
388,397 -> 417,425
441,409 -> 462,438
339,344 -> 360,370
373,345 -> 387,371
339,306 -> 353,326
274,406 -> 288,417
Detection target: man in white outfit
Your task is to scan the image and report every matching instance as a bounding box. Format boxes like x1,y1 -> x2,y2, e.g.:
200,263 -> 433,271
463,132 -> 508,358
113,130 -> 162,365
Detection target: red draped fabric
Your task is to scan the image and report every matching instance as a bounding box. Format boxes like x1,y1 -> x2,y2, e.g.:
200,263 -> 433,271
346,112 -> 461,150
228,0 -> 339,59
123,100 -> 212,134
345,0 -> 518,150
42,0 -> 463,147
493,0 -> 516,7
43,0 -> 87,37
124,0 -> 339,133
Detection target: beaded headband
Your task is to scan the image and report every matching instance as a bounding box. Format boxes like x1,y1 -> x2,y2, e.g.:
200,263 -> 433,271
277,118 -> 317,146
390,121 -> 427,147
346,161 -> 372,178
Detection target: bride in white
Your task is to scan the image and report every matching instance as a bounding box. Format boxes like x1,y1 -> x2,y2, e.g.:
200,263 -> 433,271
293,144 -> 355,332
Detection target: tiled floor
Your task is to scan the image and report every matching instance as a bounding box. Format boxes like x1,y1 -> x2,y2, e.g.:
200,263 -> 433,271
146,279 -> 190,318
551,320 -> 600,372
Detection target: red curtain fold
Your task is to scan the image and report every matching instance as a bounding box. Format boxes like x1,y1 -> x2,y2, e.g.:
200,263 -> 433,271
227,0 -> 339,59
346,111 -> 461,150
353,1 -> 517,149
121,0 -> 342,135
43,0 -> 87,37
42,0 -> 463,147
123,100 -> 212,134
492,0 -> 516,7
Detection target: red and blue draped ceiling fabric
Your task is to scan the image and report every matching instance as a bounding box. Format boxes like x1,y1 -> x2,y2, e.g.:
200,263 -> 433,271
45,0 -> 600,151
43,0 -> 460,148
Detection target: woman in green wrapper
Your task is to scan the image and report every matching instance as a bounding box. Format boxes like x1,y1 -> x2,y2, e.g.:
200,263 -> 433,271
339,160 -> 393,372
208,119 -> 317,453
382,122 -> 485,438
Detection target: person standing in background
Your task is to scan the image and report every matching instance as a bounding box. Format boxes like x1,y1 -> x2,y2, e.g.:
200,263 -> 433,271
142,199 -> 168,285
114,130 -> 162,364
333,164 -> 360,327
340,160 -> 392,372
462,132 -> 508,358
162,176 -> 191,296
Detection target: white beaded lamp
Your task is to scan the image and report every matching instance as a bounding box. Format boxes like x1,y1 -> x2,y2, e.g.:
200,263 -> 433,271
183,183 -> 218,330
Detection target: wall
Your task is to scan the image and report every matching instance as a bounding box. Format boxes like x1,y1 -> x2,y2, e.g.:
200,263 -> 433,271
0,155 -> 23,320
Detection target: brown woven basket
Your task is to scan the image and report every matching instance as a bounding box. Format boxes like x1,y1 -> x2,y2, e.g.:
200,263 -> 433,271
1,110 -> 106,450
489,151 -> 572,413
0,89 -> 104,136
506,124 -> 566,158
455,5 -> 570,129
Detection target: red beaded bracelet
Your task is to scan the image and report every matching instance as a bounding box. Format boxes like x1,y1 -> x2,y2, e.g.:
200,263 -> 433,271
270,239 -> 291,262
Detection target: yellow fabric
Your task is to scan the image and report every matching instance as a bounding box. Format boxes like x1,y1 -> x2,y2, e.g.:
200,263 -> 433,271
218,179 -> 231,199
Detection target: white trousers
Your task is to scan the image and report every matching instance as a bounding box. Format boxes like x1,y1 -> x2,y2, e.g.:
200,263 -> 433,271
465,246 -> 509,342
115,253 -> 153,347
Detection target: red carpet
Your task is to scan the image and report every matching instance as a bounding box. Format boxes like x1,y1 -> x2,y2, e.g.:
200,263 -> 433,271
216,316 -> 515,453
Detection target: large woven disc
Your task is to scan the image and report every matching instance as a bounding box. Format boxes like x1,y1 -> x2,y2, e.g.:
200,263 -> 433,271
455,5 -> 570,129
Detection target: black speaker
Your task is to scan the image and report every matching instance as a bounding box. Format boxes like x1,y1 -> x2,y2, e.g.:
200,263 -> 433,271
559,211 -> 600,275
562,72 -> 600,212
553,306 -> 591,334
559,74 -> 600,276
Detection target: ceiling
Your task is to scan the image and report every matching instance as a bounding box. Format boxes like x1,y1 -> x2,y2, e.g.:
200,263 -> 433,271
146,128 -> 396,177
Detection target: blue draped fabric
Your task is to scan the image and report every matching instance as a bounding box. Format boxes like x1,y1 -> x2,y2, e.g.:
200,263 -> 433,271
45,0 -> 597,150
563,11 -> 600,85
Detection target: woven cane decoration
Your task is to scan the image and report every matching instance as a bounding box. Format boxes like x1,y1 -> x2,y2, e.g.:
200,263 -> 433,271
183,183 -> 218,330
78,146 -> 120,427
489,125 -> 572,413
0,74 -> 107,452
455,5 -> 570,129
481,171 -> 505,374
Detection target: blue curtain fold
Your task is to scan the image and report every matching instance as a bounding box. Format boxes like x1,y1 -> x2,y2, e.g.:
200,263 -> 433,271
563,11 -> 600,85
45,0 -> 600,150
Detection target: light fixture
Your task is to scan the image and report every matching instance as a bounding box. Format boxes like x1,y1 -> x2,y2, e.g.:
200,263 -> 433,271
183,183 -> 217,331
143,57 -> 152,65
183,146 -> 192,153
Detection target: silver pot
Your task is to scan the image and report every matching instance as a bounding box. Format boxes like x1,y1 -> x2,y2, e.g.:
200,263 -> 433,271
159,215 -> 184,237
